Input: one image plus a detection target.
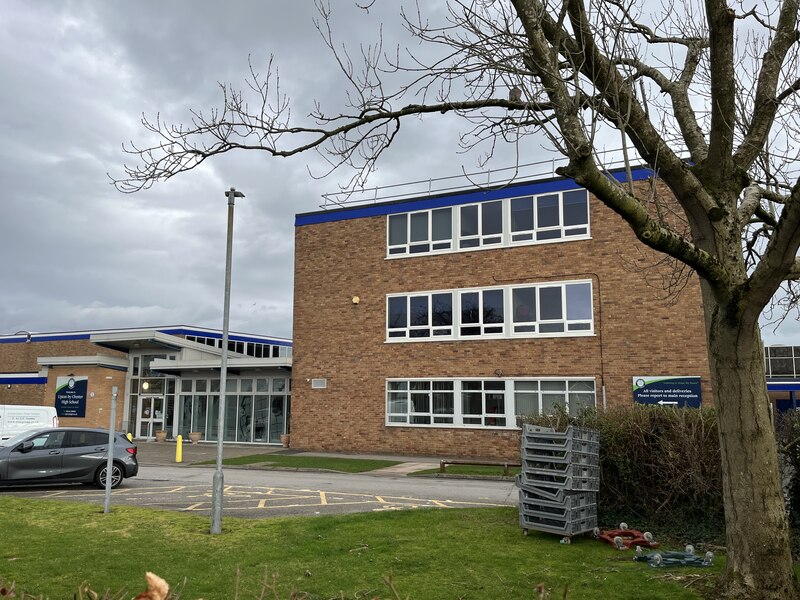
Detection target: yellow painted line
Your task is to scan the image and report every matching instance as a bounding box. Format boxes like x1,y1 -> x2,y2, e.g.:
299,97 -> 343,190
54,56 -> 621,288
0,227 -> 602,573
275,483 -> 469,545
183,503 -> 205,511
319,491 -> 328,505
430,500 -> 450,508
375,496 -> 386,504
257,499 -> 267,508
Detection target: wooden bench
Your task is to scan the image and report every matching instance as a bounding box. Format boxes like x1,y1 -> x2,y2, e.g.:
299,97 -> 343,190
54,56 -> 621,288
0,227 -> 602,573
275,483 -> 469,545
439,459 -> 521,477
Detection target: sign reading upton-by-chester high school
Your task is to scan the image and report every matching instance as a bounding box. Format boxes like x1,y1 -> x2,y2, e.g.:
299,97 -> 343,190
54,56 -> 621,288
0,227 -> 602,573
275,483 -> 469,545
632,376 -> 702,408
55,376 -> 88,417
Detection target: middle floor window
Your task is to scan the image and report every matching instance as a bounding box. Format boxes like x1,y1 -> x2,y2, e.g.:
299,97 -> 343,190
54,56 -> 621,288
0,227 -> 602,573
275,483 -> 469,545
387,280 -> 594,341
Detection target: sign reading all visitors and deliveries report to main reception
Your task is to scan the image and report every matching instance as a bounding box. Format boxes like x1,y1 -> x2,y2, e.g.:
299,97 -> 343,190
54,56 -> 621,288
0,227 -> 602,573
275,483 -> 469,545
632,376 -> 702,408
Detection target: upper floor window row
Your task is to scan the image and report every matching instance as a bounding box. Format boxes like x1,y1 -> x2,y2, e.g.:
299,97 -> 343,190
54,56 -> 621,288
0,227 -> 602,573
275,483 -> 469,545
386,280 -> 594,342
386,189 -> 589,257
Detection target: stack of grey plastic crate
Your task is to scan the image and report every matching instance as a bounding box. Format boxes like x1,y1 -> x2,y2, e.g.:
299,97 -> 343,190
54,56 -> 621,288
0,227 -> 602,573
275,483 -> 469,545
517,424 -> 600,537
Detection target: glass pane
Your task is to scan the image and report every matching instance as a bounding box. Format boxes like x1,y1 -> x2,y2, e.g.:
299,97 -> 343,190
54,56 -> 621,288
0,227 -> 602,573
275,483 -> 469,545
388,392 -> 408,415
223,397 -> 237,441
462,392 -> 483,414
539,287 -> 563,320
569,380 -> 595,392
273,378 -> 286,392
411,393 -> 430,413
389,381 -> 408,391
569,392 -> 595,415
485,381 -> 505,390
196,379 -> 208,392
482,201 -> 503,235
432,293 -> 452,326
542,394 -> 566,414
410,381 -> 431,391
537,194 -> 560,228
410,296 -> 429,326
433,380 -> 454,391
515,392 -> 539,415
432,208 -> 452,241
388,214 -> 407,246
237,395 -> 253,442
563,190 -> 588,226
269,397 -> 285,443
542,381 -> 566,392
179,396 -> 193,437
388,296 -> 407,328
515,381 -> 538,391
483,290 -> 504,324
181,380 -> 192,392
252,396 -> 268,442
566,283 -> 592,320
460,205 -> 479,236
193,396 -> 208,437
513,288 -> 536,324
461,292 -> 480,324
462,381 -> 482,391
256,378 -> 268,393
410,212 -> 428,242
433,392 -> 454,414
240,379 -> 253,393
511,197 -> 534,232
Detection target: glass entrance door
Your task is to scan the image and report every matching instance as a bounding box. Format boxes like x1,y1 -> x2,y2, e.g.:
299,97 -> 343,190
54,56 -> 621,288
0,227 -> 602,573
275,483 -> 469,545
137,396 -> 165,439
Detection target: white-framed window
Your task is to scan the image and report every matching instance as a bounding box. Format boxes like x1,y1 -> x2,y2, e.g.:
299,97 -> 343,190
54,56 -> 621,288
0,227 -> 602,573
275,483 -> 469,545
387,293 -> 454,339
459,200 -> 503,248
386,378 -> 595,428
386,189 -> 589,258
459,289 -> 505,336
387,280 -> 593,342
388,207 -> 453,255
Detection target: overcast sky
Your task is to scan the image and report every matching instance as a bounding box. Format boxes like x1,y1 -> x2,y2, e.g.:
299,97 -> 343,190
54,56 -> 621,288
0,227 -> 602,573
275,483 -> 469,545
1,1 -> 798,345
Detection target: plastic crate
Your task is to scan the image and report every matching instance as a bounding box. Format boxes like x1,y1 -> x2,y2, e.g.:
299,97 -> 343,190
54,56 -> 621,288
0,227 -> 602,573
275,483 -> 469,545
519,511 -> 598,536
519,501 -> 597,522
517,470 -> 601,492
522,423 -> 600,443
521,437 -> 600,456
522,461 -> 601,480
520,446 -> 600,465
518,488 -> 596,509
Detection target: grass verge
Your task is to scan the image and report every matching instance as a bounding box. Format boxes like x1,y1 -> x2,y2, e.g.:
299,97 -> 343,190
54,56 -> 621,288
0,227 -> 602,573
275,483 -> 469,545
194,454 -> 401,472
409,464 -> 521,478
0,496 -> 720,599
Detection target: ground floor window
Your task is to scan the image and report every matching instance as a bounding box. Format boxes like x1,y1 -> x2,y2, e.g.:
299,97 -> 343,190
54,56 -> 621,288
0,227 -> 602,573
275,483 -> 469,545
386,377 -> 595,428
176,376 -> 290,443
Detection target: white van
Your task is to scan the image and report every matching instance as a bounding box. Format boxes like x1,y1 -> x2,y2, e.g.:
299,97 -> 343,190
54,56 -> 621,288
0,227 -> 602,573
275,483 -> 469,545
0,405 -> 59,441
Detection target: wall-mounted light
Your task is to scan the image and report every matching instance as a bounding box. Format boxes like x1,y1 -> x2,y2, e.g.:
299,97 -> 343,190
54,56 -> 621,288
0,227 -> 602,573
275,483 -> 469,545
142,381 -> 150,391
495,368 -> 504,378
5,384 -> 10,389
352,296 -> 360,305
14,330 -> 32,343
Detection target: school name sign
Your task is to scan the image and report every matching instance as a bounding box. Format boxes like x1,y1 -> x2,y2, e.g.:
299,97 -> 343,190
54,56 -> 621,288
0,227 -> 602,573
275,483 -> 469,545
55,376 -> 88,417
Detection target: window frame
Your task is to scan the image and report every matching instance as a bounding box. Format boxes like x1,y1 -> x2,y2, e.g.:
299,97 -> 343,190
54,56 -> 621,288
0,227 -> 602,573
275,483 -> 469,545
386,377 -> 596,428
386,280 -> 594,343
386,189 -> 590,259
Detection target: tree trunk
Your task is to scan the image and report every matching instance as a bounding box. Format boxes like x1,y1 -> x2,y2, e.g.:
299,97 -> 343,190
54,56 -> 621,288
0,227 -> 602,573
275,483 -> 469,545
706,294 -> 799,599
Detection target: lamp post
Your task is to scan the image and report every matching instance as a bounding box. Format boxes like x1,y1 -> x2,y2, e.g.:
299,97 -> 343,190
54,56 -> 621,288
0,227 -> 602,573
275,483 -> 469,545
104,382 -> 118,514
210,187 -> 244,535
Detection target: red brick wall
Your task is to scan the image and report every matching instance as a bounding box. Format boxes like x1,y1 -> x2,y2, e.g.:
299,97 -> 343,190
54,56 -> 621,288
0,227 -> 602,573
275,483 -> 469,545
292,182 -> 712,460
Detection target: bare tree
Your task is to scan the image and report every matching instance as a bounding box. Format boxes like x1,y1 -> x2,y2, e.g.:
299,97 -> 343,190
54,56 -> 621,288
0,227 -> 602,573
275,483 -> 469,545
114,1 -> 800,597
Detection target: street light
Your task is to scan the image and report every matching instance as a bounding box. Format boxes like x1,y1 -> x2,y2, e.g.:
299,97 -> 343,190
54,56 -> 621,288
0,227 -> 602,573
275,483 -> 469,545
210,187 -> 244,535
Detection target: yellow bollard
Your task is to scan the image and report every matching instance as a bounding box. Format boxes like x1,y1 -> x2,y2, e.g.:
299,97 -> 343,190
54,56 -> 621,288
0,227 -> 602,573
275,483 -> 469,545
126,432 -> 132,442
175,434 -> 183,463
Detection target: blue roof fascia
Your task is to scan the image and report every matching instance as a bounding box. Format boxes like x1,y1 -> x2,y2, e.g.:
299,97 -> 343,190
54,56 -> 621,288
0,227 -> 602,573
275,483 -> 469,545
162,328 -> 292,347
295,167 -> 655,226
0,375 -> 48,385
768,381 -> 800,392
0,333 -> 90,344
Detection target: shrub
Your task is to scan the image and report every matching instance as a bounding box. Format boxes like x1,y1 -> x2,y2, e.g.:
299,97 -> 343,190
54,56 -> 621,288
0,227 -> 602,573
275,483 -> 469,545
520,405 -> 724,542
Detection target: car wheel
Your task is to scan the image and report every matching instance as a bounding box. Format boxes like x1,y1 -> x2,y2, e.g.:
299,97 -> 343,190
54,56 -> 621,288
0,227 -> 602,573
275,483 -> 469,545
94,462 -> 124,489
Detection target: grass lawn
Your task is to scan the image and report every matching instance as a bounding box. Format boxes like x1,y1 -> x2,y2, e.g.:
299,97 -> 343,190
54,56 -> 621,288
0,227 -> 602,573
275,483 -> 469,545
410,464 -> 522,478
194,454 -> 401,473
0,496 -> 721,599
